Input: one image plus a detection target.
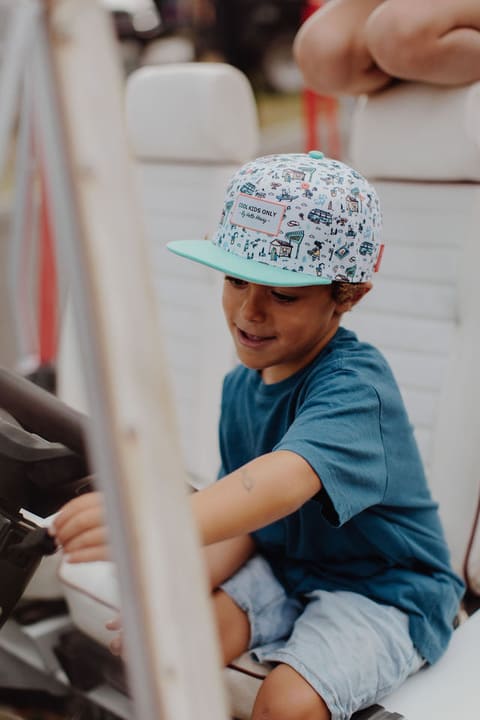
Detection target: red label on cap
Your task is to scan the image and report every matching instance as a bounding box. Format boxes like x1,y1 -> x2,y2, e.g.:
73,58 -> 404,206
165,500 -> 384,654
374,244 -> 385,273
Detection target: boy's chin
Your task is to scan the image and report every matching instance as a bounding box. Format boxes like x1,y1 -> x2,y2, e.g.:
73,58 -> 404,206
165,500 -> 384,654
235,352 -> 268,373
239,358 -> 266,371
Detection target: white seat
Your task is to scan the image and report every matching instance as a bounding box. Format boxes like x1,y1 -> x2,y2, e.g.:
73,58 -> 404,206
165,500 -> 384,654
124,63 -> 258,487
349,81 -> 480,182
58,62 -> 258,488
382,609 -> 480,717
58,74 -> 480,720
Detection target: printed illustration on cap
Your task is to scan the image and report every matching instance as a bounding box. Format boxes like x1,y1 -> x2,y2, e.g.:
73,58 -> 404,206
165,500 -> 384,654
212,153 -> 383,283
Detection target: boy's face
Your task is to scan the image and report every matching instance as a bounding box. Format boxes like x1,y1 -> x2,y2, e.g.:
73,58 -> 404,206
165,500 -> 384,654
222,276 -> 344,384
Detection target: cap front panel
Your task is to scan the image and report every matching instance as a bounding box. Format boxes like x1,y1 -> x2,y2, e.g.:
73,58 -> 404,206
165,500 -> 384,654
213,153 -> 382,283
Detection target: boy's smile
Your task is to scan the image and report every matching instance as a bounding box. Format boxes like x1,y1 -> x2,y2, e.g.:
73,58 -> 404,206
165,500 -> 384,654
222,276 -> 343,384
236,328 -> 276,348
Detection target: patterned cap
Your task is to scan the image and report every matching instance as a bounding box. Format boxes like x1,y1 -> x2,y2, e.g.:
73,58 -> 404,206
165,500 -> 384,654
167,151 -> 383,286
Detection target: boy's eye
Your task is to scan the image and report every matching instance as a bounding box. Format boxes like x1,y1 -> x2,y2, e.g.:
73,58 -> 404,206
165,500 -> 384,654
225,276 -> 248,288
272,290 -> 297,303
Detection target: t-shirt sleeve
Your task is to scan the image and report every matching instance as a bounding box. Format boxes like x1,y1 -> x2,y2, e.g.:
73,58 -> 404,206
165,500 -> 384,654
275,369 -> 387,527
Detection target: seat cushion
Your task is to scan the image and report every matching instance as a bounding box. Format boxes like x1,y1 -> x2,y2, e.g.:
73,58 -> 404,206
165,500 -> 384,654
125,63 -> 259,163
381,609 -> 480,719
59,560 -> 120,647
350,82 -> 480,181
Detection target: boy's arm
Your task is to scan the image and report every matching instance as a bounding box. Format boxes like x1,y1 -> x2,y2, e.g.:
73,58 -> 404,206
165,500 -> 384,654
52,450 -> 321,561
192,449 -> 321,545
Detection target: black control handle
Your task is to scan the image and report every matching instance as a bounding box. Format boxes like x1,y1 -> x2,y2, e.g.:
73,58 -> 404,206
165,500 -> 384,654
0,368 -> 88,458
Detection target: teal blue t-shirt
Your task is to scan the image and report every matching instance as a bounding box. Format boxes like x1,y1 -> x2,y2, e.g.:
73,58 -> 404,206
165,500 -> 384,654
218,327 -> 464,665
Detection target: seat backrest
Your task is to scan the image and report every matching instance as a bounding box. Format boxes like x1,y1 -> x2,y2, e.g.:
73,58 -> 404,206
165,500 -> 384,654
347,81 -> 480,587
124,63 -> 259,488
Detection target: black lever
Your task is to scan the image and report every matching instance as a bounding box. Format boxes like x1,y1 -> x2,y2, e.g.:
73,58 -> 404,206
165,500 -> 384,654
0,367 -> 88,457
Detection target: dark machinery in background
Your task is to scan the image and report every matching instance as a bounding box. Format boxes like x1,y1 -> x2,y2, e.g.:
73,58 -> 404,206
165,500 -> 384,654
200,0 -> 304,90
0,369 -> 92,628
107,0 -> 305,91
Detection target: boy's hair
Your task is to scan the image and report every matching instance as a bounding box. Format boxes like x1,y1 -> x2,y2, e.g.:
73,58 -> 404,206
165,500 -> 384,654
331,281 -> 368,304
168,152 -> 383,288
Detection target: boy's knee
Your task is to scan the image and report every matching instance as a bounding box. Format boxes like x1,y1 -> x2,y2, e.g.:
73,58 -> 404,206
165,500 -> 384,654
366,1 -> 438,78
253,665 -> 331,720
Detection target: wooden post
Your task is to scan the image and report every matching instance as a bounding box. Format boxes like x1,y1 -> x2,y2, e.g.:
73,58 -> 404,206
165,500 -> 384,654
39,1 -> 228,719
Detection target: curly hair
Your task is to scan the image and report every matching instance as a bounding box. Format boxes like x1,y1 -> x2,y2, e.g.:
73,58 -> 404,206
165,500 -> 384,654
331,282 -> 369,305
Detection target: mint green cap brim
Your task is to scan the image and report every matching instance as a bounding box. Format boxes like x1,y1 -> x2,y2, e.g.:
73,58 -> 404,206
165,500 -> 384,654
166,240 -> 331,288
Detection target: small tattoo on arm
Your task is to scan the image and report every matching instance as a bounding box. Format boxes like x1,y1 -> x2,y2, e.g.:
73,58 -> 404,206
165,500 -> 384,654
240,467 -> 255,492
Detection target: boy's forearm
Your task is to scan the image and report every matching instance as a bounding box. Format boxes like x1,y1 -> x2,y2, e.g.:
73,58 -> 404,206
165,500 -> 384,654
191,450 -> 321,546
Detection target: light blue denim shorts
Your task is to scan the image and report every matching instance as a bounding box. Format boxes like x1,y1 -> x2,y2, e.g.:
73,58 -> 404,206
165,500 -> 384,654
221,554 -> 423,720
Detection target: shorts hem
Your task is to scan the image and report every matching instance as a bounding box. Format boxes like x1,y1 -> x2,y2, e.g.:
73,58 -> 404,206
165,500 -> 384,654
220,583 -> 261,649
257,649 -> 344,720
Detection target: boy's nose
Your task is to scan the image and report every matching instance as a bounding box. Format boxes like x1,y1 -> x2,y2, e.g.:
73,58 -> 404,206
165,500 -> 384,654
241,286 -> 267,322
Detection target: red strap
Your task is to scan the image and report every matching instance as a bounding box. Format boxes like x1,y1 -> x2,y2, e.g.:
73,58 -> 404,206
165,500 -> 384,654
302,0 -> 324,22
38,170 -> 58,364
463,488 -> 480,595
374,244 -> 385,273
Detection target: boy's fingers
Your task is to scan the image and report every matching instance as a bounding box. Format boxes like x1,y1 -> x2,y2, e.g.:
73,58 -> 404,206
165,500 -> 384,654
63,546 -> 109,563
106,616 -> 122,631
54,505 -> 105,547
61,527 -> 108,555
109,636 -> 123,656
53,492 -> 104,534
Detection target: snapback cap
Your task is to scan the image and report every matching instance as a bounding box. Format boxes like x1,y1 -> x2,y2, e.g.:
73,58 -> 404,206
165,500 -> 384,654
167,151 -> 383,287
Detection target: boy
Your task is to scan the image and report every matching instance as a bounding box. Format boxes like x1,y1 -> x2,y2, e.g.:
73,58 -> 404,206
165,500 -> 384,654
53,152 -> 464,720
294,0 -> 480,96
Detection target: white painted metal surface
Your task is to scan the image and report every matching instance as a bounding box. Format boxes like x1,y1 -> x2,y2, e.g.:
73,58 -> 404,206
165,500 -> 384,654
3,2 -> 230,720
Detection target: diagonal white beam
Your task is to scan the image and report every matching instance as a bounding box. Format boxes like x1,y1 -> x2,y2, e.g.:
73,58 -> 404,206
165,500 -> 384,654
35,1 -> 228,718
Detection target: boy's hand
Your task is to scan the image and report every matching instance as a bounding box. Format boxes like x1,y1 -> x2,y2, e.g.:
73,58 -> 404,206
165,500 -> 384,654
106,615 -> 124,657
51,491 -> 110,563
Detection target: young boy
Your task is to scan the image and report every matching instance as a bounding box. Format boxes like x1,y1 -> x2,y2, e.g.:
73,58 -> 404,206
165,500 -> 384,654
294,0 -> 480,96
53,152 -> 464,720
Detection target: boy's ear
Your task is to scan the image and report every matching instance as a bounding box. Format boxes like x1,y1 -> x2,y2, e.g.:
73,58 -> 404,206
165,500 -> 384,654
334,282 -> 372,314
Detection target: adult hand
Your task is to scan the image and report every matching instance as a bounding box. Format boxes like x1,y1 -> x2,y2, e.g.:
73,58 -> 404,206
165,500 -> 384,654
51,491 -> 110,563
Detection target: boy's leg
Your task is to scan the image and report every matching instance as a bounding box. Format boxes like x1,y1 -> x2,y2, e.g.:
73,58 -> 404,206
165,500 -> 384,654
253,590 -> 423,720
212,590 -> 331,720
212,588 -> 251,664
293,0 -> 390,96
206,537 -> 255,664
215,554 -> 303,665
366,0 -> 480,85
253,664 -> 331,720
203,535 -> 255,590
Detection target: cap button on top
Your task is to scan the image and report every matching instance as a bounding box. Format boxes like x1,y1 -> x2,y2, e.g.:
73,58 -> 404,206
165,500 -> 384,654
308,150 -> 324,159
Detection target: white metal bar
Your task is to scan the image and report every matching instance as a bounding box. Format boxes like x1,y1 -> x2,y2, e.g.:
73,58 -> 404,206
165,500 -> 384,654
0,0 -> 38,178
33,1 -> 229,720
8,67 -> 40,371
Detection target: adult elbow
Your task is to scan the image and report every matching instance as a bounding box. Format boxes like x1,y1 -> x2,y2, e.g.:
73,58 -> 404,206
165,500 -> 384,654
294,18 -> 353,94
366,2 -> 438,80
